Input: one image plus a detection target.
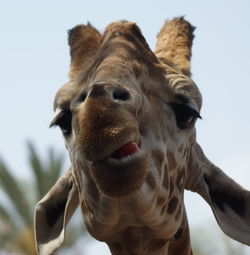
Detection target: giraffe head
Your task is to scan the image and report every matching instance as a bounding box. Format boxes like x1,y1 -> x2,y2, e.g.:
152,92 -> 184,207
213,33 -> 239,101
35,18 -> 250,255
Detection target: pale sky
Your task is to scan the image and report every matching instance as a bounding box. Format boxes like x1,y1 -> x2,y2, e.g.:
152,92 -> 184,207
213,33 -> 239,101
1,1 -> 250,254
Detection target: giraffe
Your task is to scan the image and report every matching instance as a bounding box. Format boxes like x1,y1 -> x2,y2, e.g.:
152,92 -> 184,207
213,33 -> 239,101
34,18 -> 250,255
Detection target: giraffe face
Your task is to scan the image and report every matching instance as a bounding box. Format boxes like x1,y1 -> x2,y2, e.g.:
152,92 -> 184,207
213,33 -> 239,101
35,19 -> 250,255
52,21 -> 201,199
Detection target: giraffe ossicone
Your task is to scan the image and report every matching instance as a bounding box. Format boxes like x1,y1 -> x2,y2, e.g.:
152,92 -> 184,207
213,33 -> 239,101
34,18 -> 250,255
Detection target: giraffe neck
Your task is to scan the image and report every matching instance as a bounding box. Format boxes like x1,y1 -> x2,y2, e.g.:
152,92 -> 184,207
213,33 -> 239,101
106,213 -> 192,255
76,151 -> 192,255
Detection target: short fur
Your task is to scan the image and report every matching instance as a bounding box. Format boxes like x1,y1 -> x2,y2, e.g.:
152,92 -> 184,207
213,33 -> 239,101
155,17 -> 195,76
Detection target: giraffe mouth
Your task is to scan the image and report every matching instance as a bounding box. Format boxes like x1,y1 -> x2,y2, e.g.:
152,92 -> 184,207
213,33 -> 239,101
105,140 -> 143,165
111,142 -> 140,159
87,138 -> 148,197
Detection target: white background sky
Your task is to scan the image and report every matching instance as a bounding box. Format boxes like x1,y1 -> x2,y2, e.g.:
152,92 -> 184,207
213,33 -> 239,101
1,0 -> 250,254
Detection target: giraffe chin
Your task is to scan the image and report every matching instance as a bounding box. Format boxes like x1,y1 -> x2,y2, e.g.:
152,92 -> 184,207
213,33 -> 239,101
88,149 -> 149,198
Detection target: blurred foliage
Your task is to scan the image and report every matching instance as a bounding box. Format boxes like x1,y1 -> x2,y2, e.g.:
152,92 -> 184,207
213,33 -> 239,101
191,225 -> 248,255
0,142 -> 86,255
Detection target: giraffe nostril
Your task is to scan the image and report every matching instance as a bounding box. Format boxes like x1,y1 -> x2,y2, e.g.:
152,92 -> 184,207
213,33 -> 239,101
89,84 -> 106,98
112,87 -> 131,101
77,91 -> 87,102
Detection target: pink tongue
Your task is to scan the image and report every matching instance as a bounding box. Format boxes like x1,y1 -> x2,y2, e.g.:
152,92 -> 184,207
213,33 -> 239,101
112,142 -> 139,159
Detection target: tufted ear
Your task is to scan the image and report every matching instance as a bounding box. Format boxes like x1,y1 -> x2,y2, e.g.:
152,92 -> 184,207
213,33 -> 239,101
155,17 -> 195,77
34,168 -> 79,255
186,144 -> 250,245
68,23 -> 101,79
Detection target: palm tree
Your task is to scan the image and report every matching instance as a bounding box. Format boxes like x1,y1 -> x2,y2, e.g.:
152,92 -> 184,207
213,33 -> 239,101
0,142 -> 85,255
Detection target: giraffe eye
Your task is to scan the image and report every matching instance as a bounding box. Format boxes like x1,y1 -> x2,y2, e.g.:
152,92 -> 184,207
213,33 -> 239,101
170,103 -> 201,129
50,109 -> 72,136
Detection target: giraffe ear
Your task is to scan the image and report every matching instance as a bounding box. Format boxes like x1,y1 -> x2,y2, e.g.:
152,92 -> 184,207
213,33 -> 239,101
155,17 -> 195,76
34,168 -> 79,255
189,146 -> 250,245
68,24 -> 101,79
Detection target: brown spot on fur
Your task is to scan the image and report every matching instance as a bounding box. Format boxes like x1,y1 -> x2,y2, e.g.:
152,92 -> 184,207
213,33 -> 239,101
152,149 -> 165,174
157,196 -> 166,206
168,218 -> 191,255
174,227 -> 183,240
148,238 -> 168,251
167,196 -> 178,214
146,172 -> 157,190
167,151 -> 177,170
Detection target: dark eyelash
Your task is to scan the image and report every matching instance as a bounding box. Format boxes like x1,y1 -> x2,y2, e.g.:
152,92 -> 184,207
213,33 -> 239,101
50,110 -> 72,136
170,103 -> 201,129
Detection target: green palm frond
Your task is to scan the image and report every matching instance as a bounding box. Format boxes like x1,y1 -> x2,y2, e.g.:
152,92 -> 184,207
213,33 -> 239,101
0,230 -> 18,249
27,142 -> 46,200
0,203 -> 13,224
0,203 -> 19,247
0,203 -> 18,231
0,159 -> 32,226
28,142 -> 64,200
45,147 -> 64,191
